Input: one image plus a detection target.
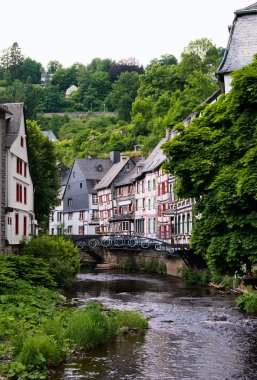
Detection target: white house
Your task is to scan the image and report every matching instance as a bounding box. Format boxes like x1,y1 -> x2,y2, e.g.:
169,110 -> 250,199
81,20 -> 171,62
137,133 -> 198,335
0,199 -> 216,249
65,85 -> 78,98
4,103 -> 35,248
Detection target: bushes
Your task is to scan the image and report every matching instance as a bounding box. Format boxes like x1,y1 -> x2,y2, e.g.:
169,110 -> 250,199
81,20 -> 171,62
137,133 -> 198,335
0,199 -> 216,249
7,302 -> 148,379
236,292 -> 257,315
21,235 -> 80,288
119,256 -> 167,275
179,265 -> 211,287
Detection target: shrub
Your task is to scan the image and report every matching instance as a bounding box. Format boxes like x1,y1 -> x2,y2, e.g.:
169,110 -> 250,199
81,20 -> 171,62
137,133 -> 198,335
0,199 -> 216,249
65,303 -> 111,349
138,259 -> 167,275
21,235 -> 80,288
179,265 -> 211,287
236,292 -> 257,315
9,334 -> 66,379
110,309 -> 148,332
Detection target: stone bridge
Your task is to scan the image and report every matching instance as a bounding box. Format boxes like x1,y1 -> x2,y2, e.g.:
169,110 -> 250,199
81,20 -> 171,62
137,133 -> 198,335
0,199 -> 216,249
69,234 -> 206,271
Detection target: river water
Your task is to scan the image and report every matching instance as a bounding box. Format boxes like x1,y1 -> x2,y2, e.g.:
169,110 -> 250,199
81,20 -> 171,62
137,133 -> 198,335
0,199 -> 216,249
50,269 -> 257,380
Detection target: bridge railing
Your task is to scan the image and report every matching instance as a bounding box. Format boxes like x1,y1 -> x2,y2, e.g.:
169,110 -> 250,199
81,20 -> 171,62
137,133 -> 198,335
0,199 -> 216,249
69,234 -> 190,257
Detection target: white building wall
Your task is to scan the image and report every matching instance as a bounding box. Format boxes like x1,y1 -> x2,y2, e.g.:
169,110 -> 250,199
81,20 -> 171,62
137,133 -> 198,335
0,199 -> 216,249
5,112 -> 34,245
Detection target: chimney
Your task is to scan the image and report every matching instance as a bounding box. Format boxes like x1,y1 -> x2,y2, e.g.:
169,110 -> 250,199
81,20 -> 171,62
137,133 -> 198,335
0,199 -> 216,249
88,154 -> 94,159
110,150 -> 120,164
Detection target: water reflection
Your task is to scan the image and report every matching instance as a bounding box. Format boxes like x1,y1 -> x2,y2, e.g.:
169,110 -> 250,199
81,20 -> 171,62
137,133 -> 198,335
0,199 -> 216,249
50,270 -> 257,380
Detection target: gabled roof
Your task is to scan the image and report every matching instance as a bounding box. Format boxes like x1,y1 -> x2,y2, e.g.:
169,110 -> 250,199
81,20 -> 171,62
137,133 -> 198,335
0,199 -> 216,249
94,156 -> 131,190
139,138 -> 168,175
216,2 -> 257,76
4,103 -> 24,147
75,158 -> 113,180
115,157 -> 144,186
42,130 -> 59,142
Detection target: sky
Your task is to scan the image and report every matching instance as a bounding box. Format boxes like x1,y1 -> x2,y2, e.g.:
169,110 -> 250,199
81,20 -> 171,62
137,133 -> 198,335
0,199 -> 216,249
0,0 -> 253,69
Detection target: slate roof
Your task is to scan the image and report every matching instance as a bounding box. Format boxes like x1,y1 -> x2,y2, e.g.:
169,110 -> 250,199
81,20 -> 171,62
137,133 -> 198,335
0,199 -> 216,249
0,104 -> 12,115
94,157 -> 131,190
4,103 -> 24,147
115,157 -> 144,186
139,138 -> 168,176
76,158 -> 113,180
42,130 -> 59,142
216,2 -> 257,75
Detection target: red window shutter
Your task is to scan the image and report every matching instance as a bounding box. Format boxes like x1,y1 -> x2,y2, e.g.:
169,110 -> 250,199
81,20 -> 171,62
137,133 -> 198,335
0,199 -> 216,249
15,214 -> 19,235
24,187 -> 27,204
24,163 -> 27,177
23,216 -> 27,236
16,183 -> 19,202
19,185 -> 22,203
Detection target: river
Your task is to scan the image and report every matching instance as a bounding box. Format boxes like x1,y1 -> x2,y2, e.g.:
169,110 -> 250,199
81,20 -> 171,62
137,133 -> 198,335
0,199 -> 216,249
49,269 -> 257,380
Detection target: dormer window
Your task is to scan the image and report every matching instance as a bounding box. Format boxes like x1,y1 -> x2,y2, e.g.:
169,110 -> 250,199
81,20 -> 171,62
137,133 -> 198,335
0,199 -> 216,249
97,164 -> 103,172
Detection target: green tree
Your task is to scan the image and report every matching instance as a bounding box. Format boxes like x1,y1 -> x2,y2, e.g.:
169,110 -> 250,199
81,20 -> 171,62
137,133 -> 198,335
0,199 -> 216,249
106,71 -> 140,121
0,42 -> 24,82
26,120 -> 60,227
46,60 -> 63,73
162,56 -> 257,276
20,57 -> 42,84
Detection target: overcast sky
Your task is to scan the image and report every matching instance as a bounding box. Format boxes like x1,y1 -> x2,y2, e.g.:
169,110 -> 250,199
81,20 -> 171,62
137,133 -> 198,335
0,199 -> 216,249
0,0 -> 253,68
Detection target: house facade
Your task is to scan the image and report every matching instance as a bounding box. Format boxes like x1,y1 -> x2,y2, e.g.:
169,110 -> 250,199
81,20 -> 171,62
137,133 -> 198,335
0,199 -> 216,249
4,103 -> 35,248
62,153 -> 120,236
95,156 -> 137,234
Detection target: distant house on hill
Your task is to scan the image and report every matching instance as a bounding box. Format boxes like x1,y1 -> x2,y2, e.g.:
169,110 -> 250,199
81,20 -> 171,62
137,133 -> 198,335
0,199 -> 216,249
216,2 -> 257,93
65,85 -> 78,98
40,72 -> 53,87
42,130 -> 59,142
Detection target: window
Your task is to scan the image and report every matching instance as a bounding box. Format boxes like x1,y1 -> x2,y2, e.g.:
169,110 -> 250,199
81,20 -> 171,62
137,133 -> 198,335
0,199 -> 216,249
16,184 -> 22,203
153,218 -> 156,233
148,180 -> 151,191
137,182 -> 140,194
68,212 -> 73,220
153,179 -> 156,190
68,198 -> 73,207
24,187 -> 27,205
136,200 -> 138,211
78,226 -> 84,235
122,221 -> 129,231
142,198 -> 145,209
148,199 -> 151,210
15,214 -> 19,235
80,183 -> 83,189
142,180 -> 144,193
23,216 -> 27,236
68,185 -> 71,190
92,210 -> 99,220
153,196 -> 156,209
16,158 -> 22,175
51,228 -> 54,235
57,227 -> 62,236
92,194 -> 98,205
79,211 -> 84,220
50,212 -> 54,222
67,226 -> 73,234
73,172 -> 76,178
20,136 -> 24,147
57,212 -> 62,222
148,219 -> 151,233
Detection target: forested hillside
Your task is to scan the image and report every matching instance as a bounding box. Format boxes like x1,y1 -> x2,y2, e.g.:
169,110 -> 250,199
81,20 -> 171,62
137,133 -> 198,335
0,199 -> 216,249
0,39 -> 224,165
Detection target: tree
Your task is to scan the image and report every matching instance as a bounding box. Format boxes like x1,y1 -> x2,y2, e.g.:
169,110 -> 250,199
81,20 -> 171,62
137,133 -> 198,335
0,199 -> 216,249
106,71 -> 140,121
20,57 -> 42,84
26,120 -> 60,227
46,60 -> 63,74
0,42 -> 24,82
162,56 -> 257,276
147,54 -> 178,68
109,58 -> 144,82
